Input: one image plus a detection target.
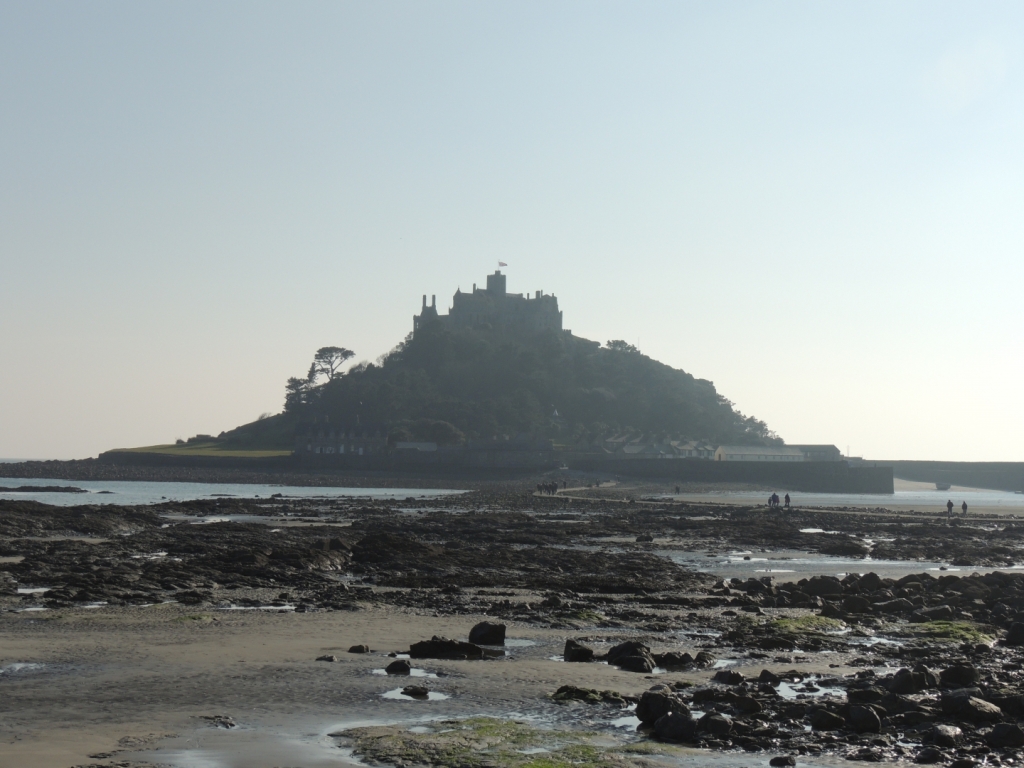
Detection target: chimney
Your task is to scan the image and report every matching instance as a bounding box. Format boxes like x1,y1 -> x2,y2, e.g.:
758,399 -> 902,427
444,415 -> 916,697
431,295 -> 436,308
535,290 -> 541,299
422,295 -> 427,309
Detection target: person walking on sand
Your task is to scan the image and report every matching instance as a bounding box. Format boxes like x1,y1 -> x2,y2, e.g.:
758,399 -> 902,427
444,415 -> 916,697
947,499 -> 954,518
784,493 -> 791,509
962,500 -> 968,517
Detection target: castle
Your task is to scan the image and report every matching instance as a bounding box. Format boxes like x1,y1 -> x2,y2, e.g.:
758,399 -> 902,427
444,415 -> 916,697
413,270 -> 563,336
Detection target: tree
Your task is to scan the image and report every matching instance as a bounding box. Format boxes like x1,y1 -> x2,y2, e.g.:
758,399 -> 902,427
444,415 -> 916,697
307,346 -> 355,385
606,340 -> 640,354
283,377 -> 309,412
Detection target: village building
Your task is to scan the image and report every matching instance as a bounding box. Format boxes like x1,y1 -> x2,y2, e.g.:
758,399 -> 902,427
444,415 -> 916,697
788,444 -> 843,462
714,445 -> 805,462
414,270 -> 563,337
298,418 -> 387,456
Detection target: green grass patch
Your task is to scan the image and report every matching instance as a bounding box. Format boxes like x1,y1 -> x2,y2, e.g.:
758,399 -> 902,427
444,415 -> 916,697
111,443 -> 292,458
343,717 -> 678,768
568,609 -> 605,624
771,615 -> 846,634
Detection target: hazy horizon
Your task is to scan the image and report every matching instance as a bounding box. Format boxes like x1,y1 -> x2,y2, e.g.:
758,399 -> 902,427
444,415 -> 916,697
2,2 -> 1022,462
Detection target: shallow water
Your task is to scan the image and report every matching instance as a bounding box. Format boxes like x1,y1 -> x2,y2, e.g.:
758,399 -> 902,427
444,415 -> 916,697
660,548 -> 948,580
668,488 -> 1024,511
0,477 -> 466,506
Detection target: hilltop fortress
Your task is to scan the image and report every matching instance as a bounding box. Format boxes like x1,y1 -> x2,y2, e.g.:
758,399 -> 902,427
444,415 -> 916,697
413,270 -> 563,336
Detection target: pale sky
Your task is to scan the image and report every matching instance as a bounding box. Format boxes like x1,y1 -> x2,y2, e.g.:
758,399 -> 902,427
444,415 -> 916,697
1,2 -> 1022,461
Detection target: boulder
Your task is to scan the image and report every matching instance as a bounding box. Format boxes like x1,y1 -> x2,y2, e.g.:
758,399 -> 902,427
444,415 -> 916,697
401,685 -> 429,698
809,708 -> 845,731
653,711 -> 697,742
1003,622 -> 1024,646
468,621 -> 506,645
385,659 -> 412,675
847,705 -> 882,733
842,596 -> 871,613
653,651 -> 693,670
759,669 -> 781,686
712,669 -> 744,685
693,650 -> 717,667
698,712 -> 733,735
769,757 -> 797,767
956,697 -> 1002,723
409,635 -> 500,660
915,747 -> 945,764
988,723 -> 1024,748
874,598 -> 915,614
940,663 -> 979,688
348,644 -> 370,653
804,576 -> 843,597
563,639 -> 594,663
637,688 -> 690,724
910,605 -> 953,623
316,654 -> 339,662
859,572 -> 883,592
932,725 -> 962,747
607,641 -> 655,673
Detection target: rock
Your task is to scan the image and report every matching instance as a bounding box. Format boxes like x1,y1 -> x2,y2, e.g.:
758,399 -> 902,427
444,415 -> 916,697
910,605 -> 953,622
316,654 -> 339,662
653,651 -> 693,669
468,621 -> 506,645
698,712 -> 733,735
988,723 -> 1024,748
955,697 -> 1002,723
932,724 -> 962,747
385,660 -> 411,675
712,669 -> 744,685
770,756 -> 797,767
809,708 -> 845,731
858,572 -> 883,592
940,663 -> 979,687
348,644 -> 370,653
563,639 -> 594,663
636,688 -> 690,724
607,640 -> 655,673
915,747 -> 945,764
551,685 -> 627,705
401,685 -> 429,698
409,636 -> 502,660
636,534 -> 654,543
653,711 -> 697,742
843,596 -> 871,613
1003,622 -> 1024,646
198,715 -> 236,728
914,664 -> 940,689
732,695 -> 762,714
693,650 -> 717,668
847,705 -> 882,733
804,576 -> 844,597
759,669 -> 781,685
874,598 -> 914,614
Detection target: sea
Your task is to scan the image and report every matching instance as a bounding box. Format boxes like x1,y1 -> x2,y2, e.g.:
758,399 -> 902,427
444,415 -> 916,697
0,476 -> 465,506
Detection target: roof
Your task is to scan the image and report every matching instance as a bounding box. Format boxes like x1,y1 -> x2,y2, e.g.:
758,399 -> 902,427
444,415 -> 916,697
715,445 -> 805,457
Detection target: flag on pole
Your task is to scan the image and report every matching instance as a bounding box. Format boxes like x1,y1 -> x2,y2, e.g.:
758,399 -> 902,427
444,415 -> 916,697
498,261 -> 507,267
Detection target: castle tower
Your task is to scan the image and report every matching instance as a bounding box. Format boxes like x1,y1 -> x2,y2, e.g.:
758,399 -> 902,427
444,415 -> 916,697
485,270 -> 506,295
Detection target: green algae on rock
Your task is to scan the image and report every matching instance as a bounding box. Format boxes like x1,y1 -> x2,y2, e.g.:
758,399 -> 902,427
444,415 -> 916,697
341,717 -> 681,768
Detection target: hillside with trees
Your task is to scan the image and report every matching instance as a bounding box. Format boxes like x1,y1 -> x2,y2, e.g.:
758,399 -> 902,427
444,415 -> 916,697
215,324 -> 778,451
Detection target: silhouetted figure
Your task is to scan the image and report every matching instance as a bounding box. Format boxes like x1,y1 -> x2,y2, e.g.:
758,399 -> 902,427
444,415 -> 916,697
675,485 -> 680,494
784,493 -> 791,509
962,500 -> 968,517
946,499 -> 954,518
767,494 -> 773,508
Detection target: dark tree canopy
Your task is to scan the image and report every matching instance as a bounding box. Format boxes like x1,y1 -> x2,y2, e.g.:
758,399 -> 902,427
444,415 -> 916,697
226,325 -> 777,450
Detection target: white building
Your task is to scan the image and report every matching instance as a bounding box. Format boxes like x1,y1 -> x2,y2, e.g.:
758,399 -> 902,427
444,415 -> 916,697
714,445 -> 805,462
